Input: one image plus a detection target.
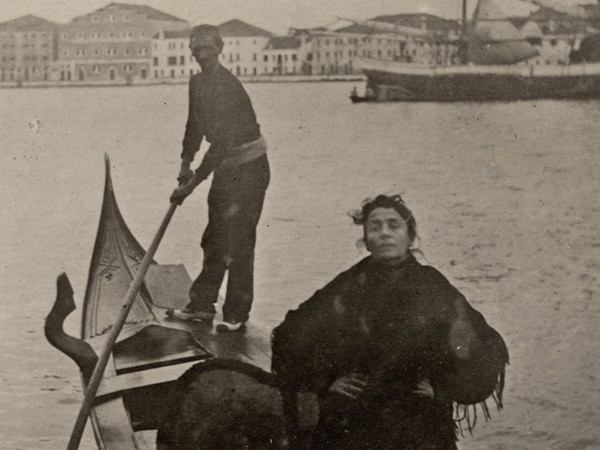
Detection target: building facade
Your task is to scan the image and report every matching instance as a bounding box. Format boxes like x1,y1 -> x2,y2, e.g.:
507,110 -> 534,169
263,36 -> 301,75
292,16 -> 461,76
152,19 -> 274,81
293,29 -> 360,75
57,3 -> 188,84
218,19 -> 272,77
0,15 -> 58,83
518,8 -> 588,65
152,29 -> 196,81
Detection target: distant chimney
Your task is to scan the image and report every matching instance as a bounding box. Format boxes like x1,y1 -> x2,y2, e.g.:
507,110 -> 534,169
420,16 -> 427,31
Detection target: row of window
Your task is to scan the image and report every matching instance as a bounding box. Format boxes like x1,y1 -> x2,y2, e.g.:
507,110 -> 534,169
90,14 -> 132,23
155,68 -> 200,78
166,42 -> 186,50
263,54 -> 298,62
86,63 -> 136,73
61,47 -> 149,57
1,71 -> 49,81
61,30 -> 146,40
307,50 -> 358,60
313,36 -> 382,46
21,55 -> 50,61
313,36 -> 408,47
225,39 -> 261,46
1,43 -> 51,49
1,43 -> 50,49
1,66 -> 49,73
316,64 -> 354,75
0,33 -> 51,40
59,66 -> 149,81
2,43 -> 50,49
158,38 -> 264,51
313,37 -> 356,46
152,52 -> 300,66
165,56 -> 187,66
151,65 -> 301,79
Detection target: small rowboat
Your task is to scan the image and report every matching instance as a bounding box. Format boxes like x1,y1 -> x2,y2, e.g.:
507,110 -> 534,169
45,157 -> 271,449
350,94 -> 375,103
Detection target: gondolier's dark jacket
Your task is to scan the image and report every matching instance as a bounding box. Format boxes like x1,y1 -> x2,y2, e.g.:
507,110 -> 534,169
181,64 -> 261,181
272,254 -> 509,448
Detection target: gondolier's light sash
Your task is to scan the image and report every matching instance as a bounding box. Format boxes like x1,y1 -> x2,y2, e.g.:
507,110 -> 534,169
219,135 -> 267,171
68,200 -> 179,450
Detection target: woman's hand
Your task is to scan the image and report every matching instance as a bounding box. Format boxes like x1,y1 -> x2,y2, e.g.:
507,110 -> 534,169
328,374 -> 367,400
412,378 -> 435,398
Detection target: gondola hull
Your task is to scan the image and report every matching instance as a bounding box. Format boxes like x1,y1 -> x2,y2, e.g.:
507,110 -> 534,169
46,157 -> 271,449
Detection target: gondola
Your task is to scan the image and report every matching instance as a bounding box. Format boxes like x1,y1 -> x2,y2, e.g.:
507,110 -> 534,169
45,156 -> 271,449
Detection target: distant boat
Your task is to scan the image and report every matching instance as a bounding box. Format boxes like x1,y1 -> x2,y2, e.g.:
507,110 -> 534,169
357,0 -> 600,101
350,94 -> 375,103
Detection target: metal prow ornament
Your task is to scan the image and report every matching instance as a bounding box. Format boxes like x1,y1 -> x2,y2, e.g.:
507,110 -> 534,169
45,273 -> 98,383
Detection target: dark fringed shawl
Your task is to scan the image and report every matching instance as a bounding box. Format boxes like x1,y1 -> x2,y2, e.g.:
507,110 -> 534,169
272,255 -> 509,445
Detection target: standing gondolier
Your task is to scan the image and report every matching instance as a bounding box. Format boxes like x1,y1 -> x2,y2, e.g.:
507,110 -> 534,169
170,24 -> 270,332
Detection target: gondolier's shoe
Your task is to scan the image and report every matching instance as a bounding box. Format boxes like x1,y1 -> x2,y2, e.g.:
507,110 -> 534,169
167,307 -> 215,322
216,319 -> 246,333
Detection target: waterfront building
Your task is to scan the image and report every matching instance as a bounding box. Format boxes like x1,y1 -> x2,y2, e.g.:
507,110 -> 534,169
218,19 -> 272,77
57,3 -> 188,84
292,14 -> 461,76
334,24 -> 410,69
526,6 -> 588,65
151,19 -> 274,81
363,14 -> 461,66
0,15 -> 58,83
263,36 -> 301,75
152,29 -> 196,81
292,27 -> 363,75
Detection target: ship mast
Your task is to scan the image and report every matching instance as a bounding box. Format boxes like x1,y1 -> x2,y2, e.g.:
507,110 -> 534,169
460,0 -> 469,63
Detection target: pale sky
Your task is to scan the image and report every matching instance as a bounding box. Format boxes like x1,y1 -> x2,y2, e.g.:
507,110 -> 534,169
0,0 -> 591,34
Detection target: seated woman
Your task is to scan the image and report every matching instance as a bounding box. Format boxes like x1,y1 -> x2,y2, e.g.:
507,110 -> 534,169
272,194 -> 509,450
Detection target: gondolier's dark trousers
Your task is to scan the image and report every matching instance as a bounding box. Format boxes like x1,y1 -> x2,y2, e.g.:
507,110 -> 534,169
189,154 -> 270,322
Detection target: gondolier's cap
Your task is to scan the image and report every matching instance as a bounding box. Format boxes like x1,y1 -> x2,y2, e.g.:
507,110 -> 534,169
190,24 -> 224,50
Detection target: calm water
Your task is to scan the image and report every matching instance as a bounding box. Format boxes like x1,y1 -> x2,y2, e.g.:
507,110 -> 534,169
1,82 -> 599,449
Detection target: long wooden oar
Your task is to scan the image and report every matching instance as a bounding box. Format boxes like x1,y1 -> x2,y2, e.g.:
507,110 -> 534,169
67,201 -> 178,450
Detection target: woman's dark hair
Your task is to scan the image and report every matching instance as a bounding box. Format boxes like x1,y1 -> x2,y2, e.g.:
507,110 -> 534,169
350,194 -> 418,246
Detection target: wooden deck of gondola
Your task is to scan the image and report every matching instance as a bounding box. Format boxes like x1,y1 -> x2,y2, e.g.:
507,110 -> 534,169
82,308 -> 271,449
92,320 -> 269,389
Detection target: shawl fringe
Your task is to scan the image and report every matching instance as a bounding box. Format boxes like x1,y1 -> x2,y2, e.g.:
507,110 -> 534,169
453,363 -> 506,437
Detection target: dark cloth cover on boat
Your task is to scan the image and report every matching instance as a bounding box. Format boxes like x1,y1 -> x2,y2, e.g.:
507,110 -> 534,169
272,254 -> 508,448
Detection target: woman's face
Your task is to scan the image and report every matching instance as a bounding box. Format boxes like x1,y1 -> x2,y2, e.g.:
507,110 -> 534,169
365,207 -> 411,262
